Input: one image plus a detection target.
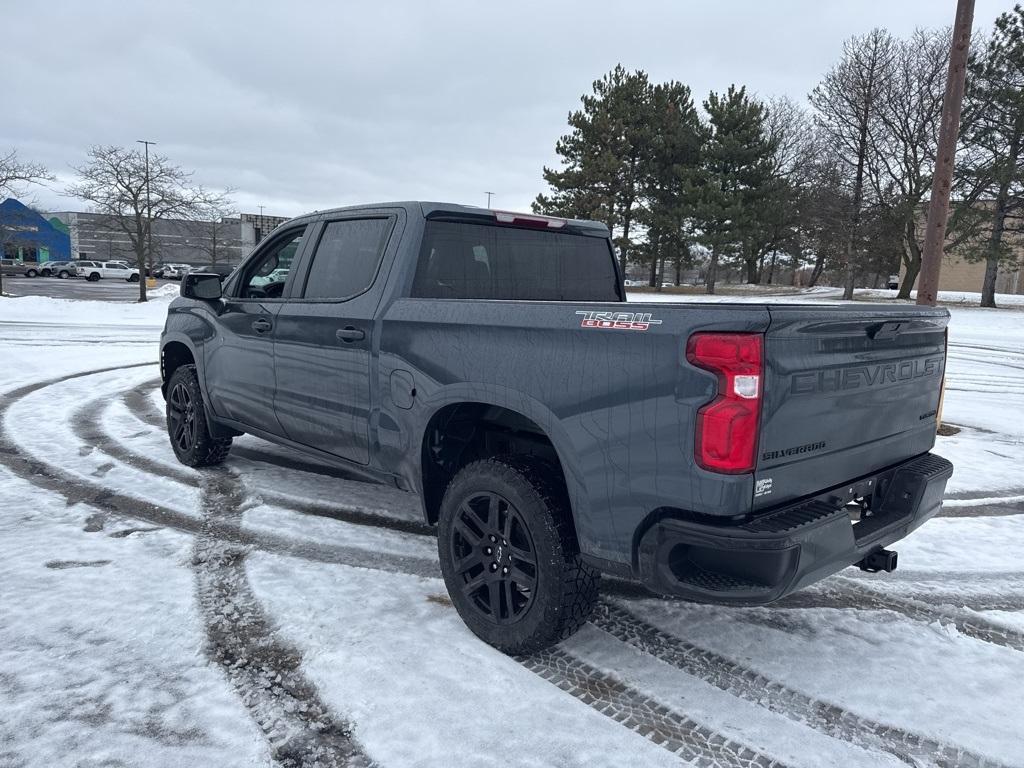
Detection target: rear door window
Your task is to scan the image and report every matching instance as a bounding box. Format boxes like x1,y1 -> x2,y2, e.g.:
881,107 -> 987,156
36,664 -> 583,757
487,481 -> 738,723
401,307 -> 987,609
301,218 -> 392,300
411,221 -> 619,301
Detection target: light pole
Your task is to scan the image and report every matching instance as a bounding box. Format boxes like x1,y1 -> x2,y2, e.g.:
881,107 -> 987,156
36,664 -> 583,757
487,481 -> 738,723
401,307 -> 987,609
485,192 -> 495,208
137,139 -> 156,298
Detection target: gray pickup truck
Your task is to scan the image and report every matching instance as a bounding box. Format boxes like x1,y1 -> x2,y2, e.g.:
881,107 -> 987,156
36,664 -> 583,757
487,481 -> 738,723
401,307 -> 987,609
160,202 -> 952,653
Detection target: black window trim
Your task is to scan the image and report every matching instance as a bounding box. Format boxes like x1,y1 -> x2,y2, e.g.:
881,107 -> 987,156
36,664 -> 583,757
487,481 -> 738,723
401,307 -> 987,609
291,214 -> 397,304
226,223 -> 312,303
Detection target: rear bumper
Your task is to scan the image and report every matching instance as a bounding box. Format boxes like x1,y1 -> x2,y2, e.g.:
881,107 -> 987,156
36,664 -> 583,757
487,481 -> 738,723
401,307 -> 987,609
636,452 -> 953,605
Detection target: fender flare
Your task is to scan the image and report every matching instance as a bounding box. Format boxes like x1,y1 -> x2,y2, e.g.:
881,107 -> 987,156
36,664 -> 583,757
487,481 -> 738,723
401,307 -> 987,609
414,382 -> 593,546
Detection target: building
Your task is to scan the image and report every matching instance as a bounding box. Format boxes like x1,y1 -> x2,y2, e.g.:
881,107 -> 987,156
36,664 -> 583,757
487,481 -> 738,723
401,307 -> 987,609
900,204 -> 1024,295
901,251 -> 1023,295
46,210 -> 290,267
0,198 -> 72,262
240,212 -> 289,254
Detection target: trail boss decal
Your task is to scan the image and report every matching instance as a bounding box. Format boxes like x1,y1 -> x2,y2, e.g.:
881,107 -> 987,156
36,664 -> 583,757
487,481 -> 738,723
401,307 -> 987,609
576,311 -> 663,331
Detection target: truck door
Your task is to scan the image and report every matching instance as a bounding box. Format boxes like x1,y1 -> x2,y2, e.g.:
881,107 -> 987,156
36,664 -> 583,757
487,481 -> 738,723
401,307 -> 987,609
203,225 -> 310,435
272,215 -> 396,465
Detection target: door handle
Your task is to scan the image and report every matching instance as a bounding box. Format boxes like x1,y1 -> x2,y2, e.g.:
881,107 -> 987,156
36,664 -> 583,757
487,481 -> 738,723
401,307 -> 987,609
336,326 -> 365,342
252,318 -> 273,334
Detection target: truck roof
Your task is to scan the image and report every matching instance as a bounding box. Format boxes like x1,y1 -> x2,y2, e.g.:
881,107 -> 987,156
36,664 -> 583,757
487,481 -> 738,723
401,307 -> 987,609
283,201 -> 610,236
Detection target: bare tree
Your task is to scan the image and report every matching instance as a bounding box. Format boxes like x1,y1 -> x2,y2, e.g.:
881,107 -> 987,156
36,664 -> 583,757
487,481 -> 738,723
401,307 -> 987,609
811,29 -> 897,299
870,29 -> 949,298
0,149 -> 53,197
67,146 -> 228,302
193,198 -> 238,266
0,149 -> 54,296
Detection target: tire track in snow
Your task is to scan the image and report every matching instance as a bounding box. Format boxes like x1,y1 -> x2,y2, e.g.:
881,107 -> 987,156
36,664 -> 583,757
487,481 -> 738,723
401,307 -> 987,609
591,601 -> 1009,768
193,467 -> 373,767
517,647 -> 791,768
0,366 -> 438,579
828,579 -> 1024,653
79,386 -> 434,538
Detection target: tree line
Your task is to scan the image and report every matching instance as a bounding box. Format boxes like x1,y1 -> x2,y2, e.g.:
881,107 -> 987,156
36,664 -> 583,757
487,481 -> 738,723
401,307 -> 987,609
534,5 -> 1024,307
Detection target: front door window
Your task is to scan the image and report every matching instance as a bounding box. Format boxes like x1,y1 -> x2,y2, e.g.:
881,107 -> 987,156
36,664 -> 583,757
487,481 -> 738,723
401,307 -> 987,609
238,227 -> 307,299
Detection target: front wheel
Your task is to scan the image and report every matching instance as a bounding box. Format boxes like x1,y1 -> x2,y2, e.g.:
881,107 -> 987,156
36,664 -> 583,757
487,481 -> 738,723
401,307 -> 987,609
26,269 -> 38,278
57,270 -> 70,279
437,456 -> 599,654
127,274 -> 140,282
165,364 -> 232,467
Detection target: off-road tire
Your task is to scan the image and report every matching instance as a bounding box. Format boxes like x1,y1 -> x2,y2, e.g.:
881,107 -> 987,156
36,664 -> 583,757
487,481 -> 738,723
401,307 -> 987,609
437,456 -> 599,654
165,364 -> 232,467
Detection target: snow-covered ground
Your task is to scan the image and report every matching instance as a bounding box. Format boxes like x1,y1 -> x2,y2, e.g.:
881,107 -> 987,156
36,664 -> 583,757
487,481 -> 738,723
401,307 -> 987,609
1,289 -> 1022,768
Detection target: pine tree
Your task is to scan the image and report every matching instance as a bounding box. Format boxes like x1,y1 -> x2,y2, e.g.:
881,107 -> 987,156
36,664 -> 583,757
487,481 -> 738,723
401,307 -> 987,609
695,86 -> 774,294
533,65 -> 652,274
640,81 -> 705,288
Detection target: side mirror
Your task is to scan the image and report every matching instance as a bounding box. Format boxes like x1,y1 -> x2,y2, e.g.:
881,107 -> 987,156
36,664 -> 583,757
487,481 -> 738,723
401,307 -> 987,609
182,272 -> 222,301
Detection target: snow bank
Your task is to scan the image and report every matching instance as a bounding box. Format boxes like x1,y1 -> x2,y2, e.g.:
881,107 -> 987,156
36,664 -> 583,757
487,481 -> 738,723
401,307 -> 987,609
0,292 -> 174,327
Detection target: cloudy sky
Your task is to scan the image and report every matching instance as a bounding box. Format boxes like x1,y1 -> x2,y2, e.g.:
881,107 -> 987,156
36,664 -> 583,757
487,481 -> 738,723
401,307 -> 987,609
2,0 -> 1011,218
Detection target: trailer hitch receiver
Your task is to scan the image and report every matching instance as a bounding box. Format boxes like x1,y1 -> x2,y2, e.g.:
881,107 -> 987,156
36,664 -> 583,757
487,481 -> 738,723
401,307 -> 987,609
856,548 -> 898,573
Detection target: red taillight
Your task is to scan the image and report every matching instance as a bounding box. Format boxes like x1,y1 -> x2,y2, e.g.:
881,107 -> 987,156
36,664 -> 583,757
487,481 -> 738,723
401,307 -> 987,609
686,332 -> 763,474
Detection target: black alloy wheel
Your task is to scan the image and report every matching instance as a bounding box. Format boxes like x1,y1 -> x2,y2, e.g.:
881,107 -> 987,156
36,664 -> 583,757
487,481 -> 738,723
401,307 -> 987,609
164,364 -> 232,467
449,491 -> 538,624
167,380 -> 197,455
437,456 -> 599,653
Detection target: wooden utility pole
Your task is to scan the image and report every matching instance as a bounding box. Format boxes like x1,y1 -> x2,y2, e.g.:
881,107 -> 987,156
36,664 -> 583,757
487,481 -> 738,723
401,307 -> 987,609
917,0 -> 975,306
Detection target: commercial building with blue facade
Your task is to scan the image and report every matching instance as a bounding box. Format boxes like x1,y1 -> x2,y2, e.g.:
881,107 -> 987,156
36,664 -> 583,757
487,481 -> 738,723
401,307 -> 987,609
0,198 -> 71,262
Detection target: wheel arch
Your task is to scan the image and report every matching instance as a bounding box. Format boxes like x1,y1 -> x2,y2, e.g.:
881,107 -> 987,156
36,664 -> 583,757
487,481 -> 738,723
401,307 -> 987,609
160,336 -> 197,398
416,392 -> 589,545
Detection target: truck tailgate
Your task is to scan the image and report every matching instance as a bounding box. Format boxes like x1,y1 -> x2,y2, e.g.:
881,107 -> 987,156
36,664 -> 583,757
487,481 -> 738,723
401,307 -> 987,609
754,304 -> 949,510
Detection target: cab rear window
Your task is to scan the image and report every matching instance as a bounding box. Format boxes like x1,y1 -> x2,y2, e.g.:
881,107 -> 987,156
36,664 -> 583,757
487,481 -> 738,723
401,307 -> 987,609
411,221 -> 620,302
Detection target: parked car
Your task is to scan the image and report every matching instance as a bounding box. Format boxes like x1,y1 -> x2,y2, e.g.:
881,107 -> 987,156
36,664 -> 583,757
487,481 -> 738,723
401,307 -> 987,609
160,202 -> 953,654
40,261 -> 77,279
1,258 -> 42,278
887,274 -> 900,290
158,263 -> 192,280
77,260 -> 140,282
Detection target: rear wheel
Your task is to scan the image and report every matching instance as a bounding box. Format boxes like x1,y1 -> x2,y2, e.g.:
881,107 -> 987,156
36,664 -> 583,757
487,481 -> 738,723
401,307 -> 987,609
437,456 -> 599,654
165,364 -> 232,467
87,272 -> 100,282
